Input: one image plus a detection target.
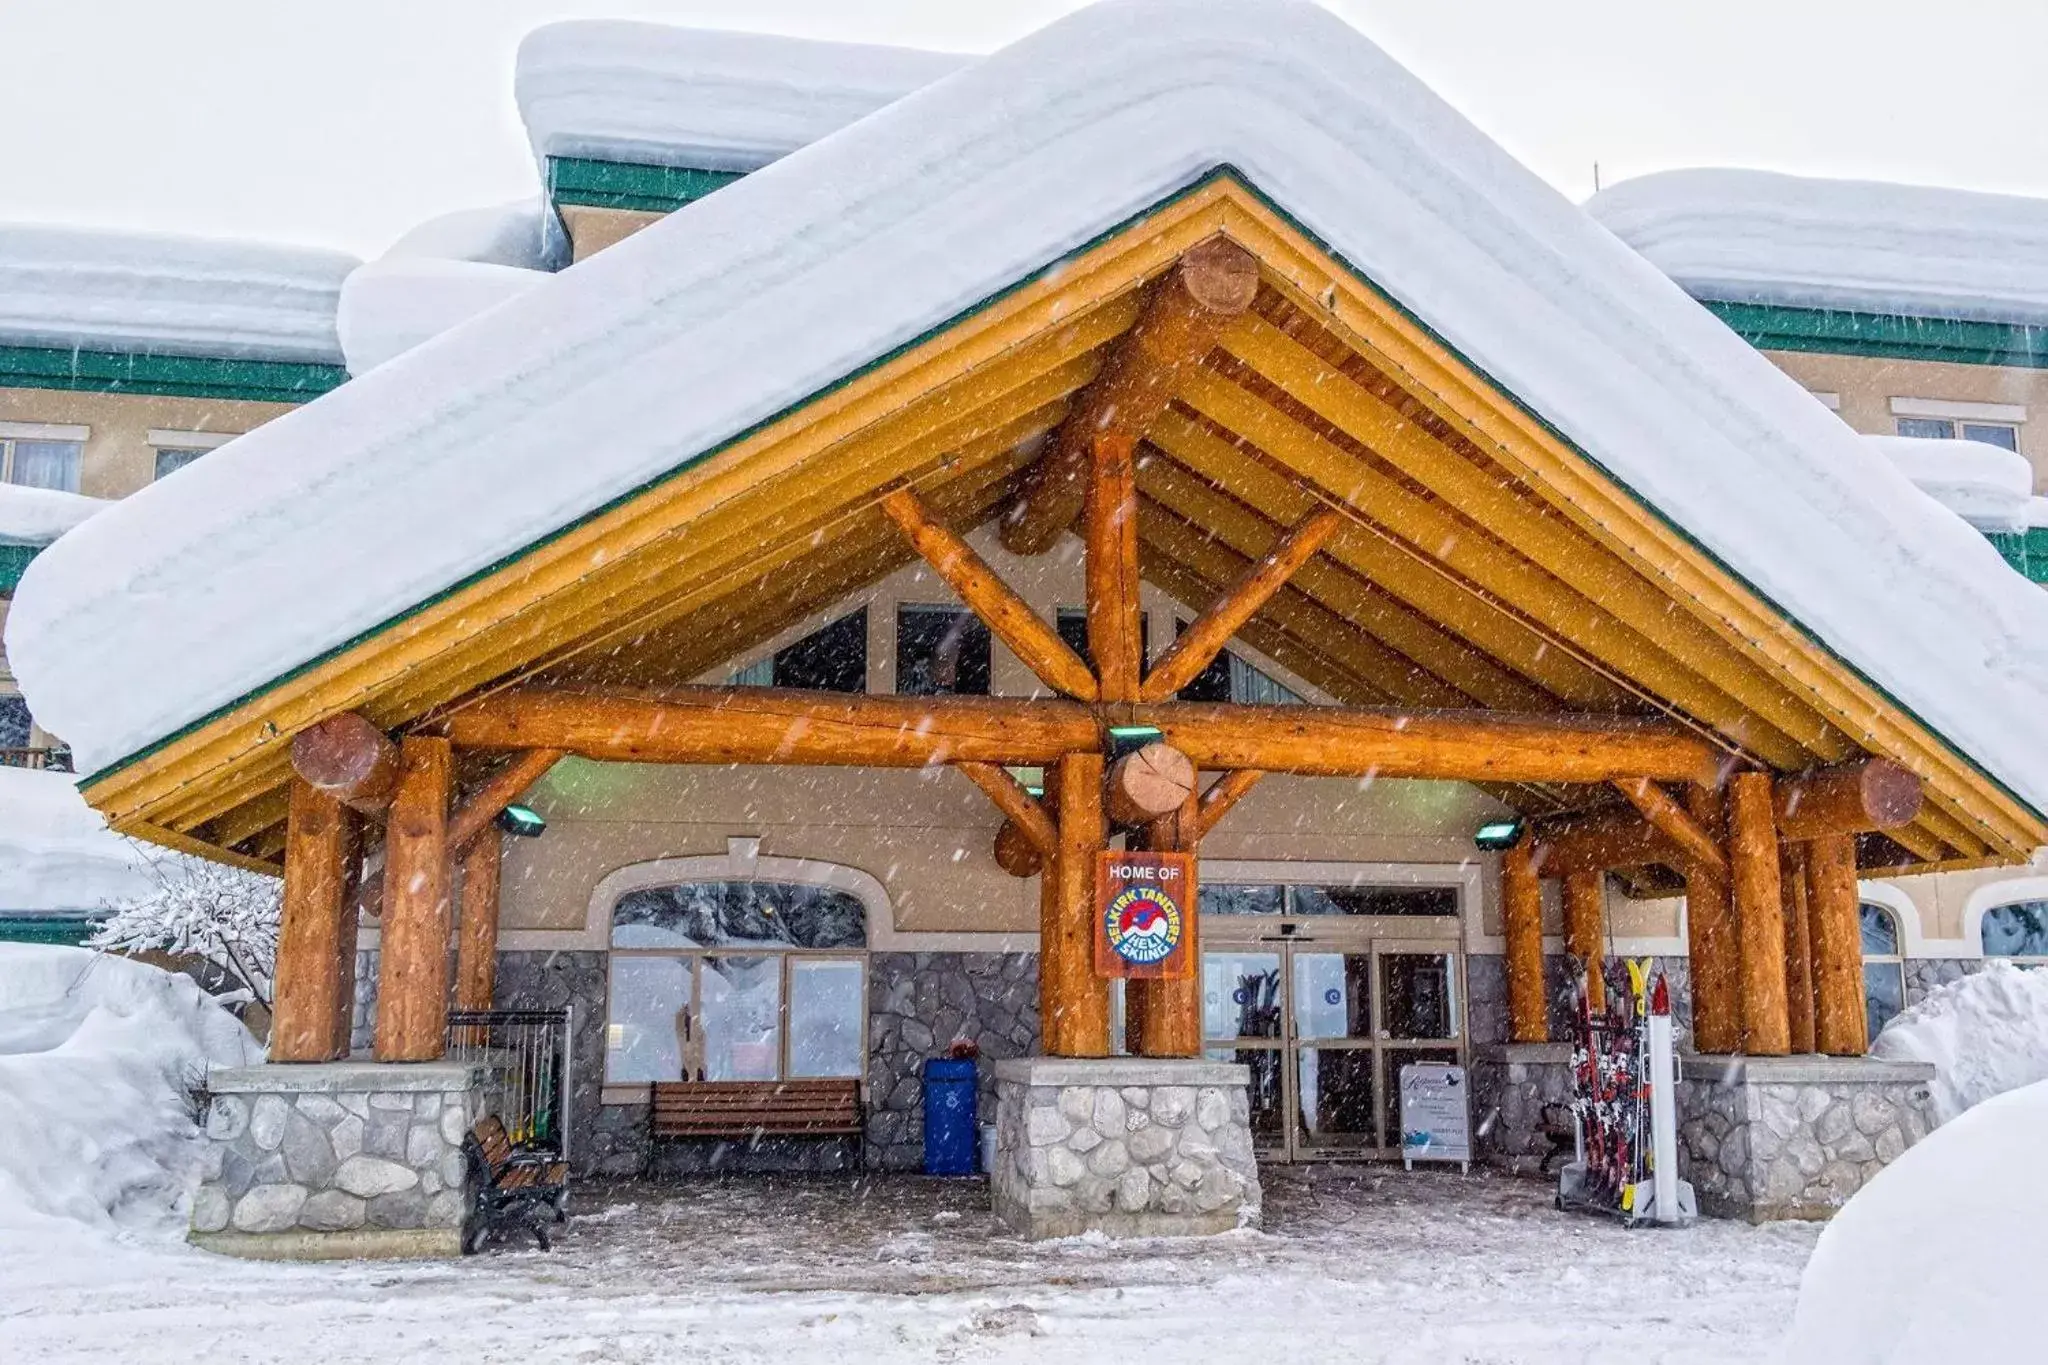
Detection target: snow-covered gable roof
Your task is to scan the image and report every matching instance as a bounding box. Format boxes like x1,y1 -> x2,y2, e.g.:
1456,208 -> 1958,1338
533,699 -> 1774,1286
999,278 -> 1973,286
13,0 -> 2048,826
1588,169 -> 2048,327
0,225 -> 356,364
514,21 -> 966,174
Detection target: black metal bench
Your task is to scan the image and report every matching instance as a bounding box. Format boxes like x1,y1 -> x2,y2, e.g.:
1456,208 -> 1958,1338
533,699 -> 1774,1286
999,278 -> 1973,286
463,1115 -> 569,1252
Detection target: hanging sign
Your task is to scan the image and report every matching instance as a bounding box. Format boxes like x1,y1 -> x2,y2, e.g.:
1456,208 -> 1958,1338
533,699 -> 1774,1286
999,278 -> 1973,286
1094,850 -> 1196,980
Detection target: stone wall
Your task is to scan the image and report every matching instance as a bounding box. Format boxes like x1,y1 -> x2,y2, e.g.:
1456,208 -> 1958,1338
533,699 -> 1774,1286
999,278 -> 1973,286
866,951 -> 1039,1171
1467,954 -> 1691,1048
190,1062 -> 484,1259
1469,1043 -> 1574,1174
492,950 -> 611,1172
1904,957 -> 1980,1006
349,948 -> 378,1056
1677,1056 -> 1937,1221
991,1058 -> 1260,1238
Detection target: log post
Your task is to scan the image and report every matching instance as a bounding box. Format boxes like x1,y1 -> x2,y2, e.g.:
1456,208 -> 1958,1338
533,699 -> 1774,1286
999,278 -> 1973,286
1684,783 -> 1743,1054
1105,742 -> 1195,828
454,834 -> 502,1015
1085,429 -> 1144,701
1502,838 -> 1547,1043
1562,870 -> 1606,1015
291,712 -> 401,814
1129,792 -> 1204,1058
271,777 -> 360,1062
372,736 -> 455,1062
1043,750 -> 1111,1057
1781,843 -> 1816,1053
1727,772 -> 1790,1056
1807,833 -> 1869,1056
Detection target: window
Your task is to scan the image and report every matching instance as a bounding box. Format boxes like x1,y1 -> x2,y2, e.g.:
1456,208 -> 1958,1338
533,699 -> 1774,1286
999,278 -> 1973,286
153,448 -> 210,480
1201,883 -> 1457,918
605,880 -> 867,1086
0,694 -> 31,748
0,437 -> 83,491
1894,416 -> 2020,452
1860,902 -> 1906,1041
147,429 -> 234,482
896,604 -> 990,696
1982,899 -> 2048,960
1054,608 -> 1149,674
731,609 -> 867,692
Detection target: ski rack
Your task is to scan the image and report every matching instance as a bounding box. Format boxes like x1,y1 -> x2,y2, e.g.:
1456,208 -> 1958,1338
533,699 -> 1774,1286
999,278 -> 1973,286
1556,960 -> 1696,1228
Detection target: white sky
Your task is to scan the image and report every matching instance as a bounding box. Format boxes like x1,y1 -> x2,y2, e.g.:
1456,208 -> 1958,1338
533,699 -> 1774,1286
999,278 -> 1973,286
2,0 -> 2044,259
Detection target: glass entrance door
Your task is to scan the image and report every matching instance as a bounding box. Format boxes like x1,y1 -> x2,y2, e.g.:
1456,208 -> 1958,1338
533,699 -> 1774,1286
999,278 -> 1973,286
1204,930 -> 1465,1161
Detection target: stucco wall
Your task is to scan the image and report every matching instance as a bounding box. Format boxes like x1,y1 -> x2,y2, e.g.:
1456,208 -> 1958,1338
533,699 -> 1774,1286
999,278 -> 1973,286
0,386 -> 295,499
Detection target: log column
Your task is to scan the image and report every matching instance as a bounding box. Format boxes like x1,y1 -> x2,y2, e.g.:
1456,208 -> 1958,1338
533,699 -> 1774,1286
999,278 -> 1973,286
1781,842 -> 1816,1053
1807,833 -> 1870,1056
1502,838 -> 1547,1043
454,834 -> 503,1014
1727,772 -> 1790,1055
1130,791 -> 1204,1057
271,777 -> 360,1062
1684,783 -> 1743,1054
1043,751 -> 1111,1057
373,736 -> 455,1062
1562,870 -> 1606,1015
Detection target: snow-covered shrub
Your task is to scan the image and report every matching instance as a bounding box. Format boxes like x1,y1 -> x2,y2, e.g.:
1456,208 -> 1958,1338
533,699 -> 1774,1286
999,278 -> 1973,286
89,846 -> 281,1012
1871,961 -> 2048,1122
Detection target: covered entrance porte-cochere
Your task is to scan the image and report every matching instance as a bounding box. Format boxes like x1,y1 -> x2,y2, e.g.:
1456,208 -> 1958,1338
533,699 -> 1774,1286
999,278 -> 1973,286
1202,879 -> 1464,1162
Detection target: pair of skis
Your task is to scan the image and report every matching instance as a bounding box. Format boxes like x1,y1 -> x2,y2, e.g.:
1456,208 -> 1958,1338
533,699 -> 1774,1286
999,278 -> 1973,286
1566,958 -> 1654,1220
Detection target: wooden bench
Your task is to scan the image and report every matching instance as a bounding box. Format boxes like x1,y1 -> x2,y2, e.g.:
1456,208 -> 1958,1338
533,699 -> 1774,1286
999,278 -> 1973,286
463,1115 -> 569,1252
650,1079 -> 865,1148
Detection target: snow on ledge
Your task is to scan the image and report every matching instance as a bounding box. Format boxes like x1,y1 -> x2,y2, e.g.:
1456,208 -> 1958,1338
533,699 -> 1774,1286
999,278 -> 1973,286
0,224 -> 356,364
0,767 -> 157,913
337,258 -> 549,377
0,485 -> 110,547
380,199 -> 562,273
514,21 -> 967,174
1867,435 -> 2035,533
1588,168 -> 2048,327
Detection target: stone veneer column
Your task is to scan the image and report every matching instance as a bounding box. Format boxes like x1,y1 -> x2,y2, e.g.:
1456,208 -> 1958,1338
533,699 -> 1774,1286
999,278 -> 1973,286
991,1057 -> 1259,1238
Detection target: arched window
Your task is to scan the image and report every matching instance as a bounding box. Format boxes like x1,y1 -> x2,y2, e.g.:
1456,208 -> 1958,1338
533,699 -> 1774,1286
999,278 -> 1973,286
1981,900 -> 2048,961
1860,902 -> 1905,1040
605,881 -> 867,1087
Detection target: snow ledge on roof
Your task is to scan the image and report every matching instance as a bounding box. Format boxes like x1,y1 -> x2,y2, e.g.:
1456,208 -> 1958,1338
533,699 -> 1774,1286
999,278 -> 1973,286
0,486 -> 110,548
514,21 -> 967,173
337,259 -> 549,377
0,225 -> 357,364
1868,436 -> 2036,533
1588,169 -> 2048,327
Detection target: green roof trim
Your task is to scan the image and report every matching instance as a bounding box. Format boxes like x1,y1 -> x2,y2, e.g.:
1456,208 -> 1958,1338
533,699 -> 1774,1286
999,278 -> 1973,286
0,543 -> 38,593
0,345 -> 347,403
1984,528 -> 2048,585
0,913 -> 101,946
82,167 -> 2048,838
546,157 -> 744,214
1703,301 -> 2048,370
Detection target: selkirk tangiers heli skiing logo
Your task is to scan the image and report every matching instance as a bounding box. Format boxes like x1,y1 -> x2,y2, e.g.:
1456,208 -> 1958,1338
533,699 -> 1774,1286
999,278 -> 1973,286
1103,885 -> 1183,966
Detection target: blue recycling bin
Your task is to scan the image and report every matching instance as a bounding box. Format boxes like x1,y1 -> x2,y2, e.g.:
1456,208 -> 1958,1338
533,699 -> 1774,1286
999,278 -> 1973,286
922,1057 -> 979,1176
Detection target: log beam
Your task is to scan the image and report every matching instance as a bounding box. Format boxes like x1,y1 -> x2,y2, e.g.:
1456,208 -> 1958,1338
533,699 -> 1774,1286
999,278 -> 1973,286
1106,742 -> 1196,827
1129,790 -> 1204,1058
1140,507 -> 1342,702
1085,429 -> 1144,700
1807,833 -> 1870,1056
270,778 -> 359,1062
1002,236 -> 1259,554
881,486 -> 1098,700
1563,870 -> 1606,1015
1534,805 -> 1677,878
1728,771 -> 1790,1055
372,736 -> 454,1062
1612,777 -> 1728,875
1044,751 -> 1111,1057
957,761 -> 1057,865
447,748 -> 564,851
1774,759 -> 1923,841
1685,783 -> 1744,1055
291,712 -> 400,814
1502,838 -> 1547,1043
454,834 -> 502,1015
1194,769 -> 1263,840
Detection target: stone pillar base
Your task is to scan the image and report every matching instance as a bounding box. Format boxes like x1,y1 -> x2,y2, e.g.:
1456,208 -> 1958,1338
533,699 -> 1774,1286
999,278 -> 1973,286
991,1057 -> 1260,1239
1677,1055 -> 1936,1222
190,1062 -> 488,1258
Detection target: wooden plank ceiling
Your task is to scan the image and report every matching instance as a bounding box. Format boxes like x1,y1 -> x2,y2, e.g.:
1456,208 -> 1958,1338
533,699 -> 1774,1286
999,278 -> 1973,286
105,180 -> 2037,874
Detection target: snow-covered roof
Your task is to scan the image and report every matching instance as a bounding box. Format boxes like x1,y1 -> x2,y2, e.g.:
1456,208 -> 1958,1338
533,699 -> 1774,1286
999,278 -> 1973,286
1868,436 -> 2036,534
380,199 -> 562,273
514,21 -> 966,173
0,768 -> 156,913
13,0 -> 2048,821
337,258 -> 547,376
0,225 -> 357,364
1588,169 -> 2048,327
0,486 -> 110,548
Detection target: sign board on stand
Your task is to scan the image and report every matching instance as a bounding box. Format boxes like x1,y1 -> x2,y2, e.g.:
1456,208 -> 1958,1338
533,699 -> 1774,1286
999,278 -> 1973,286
1398,1062 -> 1471,1171
1094,850 -> 1196,979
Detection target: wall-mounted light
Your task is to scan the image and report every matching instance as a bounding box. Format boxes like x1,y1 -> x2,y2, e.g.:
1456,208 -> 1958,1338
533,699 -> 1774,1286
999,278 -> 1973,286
1473,818 -> 1524,852
1106,725 -> 1165,760
496,804 -> 547,838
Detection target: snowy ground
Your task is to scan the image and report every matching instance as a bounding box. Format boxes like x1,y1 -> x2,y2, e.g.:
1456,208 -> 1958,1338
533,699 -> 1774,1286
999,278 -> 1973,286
1,1167 -> 1816,1364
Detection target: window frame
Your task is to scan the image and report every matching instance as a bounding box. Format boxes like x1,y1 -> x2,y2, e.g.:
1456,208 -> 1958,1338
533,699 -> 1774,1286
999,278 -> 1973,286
0,423 -> 87,492
1858,901 -> 1907,1042
1978,897 -> 2048,964
604,945 -> 869,1087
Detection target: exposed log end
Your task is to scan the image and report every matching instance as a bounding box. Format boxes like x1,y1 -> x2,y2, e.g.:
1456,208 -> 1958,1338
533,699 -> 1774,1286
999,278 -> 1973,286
994,819 -> 1045,878
291,713 -> 400,814
1107,742 -> 1196,827
1776,758 -> 1923,841
1176,236 -> 1261,315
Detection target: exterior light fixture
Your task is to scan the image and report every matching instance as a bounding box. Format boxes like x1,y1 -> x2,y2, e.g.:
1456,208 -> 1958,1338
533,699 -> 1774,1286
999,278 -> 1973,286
1105,725 -> 1165,760
496,804 -> 548,838
1473,818 -> 1524,852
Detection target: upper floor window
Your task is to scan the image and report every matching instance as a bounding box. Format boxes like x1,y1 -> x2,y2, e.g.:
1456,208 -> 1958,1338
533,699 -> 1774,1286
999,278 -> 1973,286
0,423 -> 86,492
1981,899 -> 2048,960
896,603 -> 990,696
731,608 -> 866,692
1054,607 -> 1151,676
149,430 -> 236,482
1175,632 -> 1305,704
1895,416 -> 2020,452
1890,398 -> 2025,453
1860,902 -> 1906,1040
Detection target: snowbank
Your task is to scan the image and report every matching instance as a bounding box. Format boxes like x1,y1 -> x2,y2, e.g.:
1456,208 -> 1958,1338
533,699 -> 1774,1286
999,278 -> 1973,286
1588,168 -> 2048,327
0,483 -> 110,546
381,198 -> 562,273
1786,1078 -> 2048,1361
1871,961 -> 2048,1122
14,0 -> 2048,825
0,766 -> 159,912
0,223 -> 355,363
515,21 -> 966,173
337,258 -> 549,376
1867,435 -> 2035,533
0,944 -> 258,1235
